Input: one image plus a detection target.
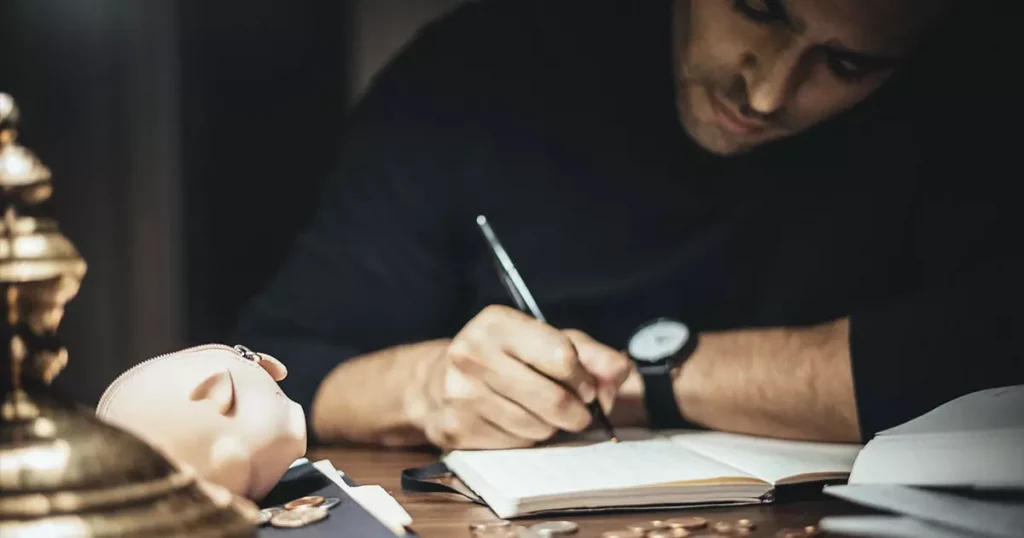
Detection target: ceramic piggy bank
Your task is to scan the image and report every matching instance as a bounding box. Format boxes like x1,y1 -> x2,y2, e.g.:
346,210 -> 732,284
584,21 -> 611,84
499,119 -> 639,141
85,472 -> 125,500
96,344 -> 307,500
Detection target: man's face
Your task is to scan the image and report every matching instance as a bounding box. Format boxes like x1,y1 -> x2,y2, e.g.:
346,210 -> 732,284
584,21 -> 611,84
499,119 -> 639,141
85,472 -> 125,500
673,0 -> 945,156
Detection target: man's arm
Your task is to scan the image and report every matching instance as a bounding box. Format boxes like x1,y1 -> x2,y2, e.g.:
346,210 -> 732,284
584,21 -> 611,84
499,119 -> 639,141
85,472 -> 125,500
609,204 -> 1023,444
232,4 -> 497,446
309,340 -> 450,447
673,318 -> 859,442
607,318 -> 860,442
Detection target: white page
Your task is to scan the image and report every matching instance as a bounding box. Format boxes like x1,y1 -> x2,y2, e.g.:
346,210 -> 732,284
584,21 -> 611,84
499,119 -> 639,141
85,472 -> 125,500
824,484 -> 1024,538
819,515 -> 978,538
670,431 -> 861,484
879,385 -> 1024,436
848,429 -> 1024,488
443,437 -> 760,500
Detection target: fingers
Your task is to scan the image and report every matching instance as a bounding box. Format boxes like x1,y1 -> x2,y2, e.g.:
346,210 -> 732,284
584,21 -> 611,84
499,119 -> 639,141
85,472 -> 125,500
564,329 -> 633,414
447,338 -> 592,433
424,407 -> 533,450
461,305 -> 597,403
441,366 -> 558,442
563,329 -> 632,388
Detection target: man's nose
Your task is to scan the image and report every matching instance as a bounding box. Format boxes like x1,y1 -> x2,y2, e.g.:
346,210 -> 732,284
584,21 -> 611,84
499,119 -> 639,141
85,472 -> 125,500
742,45 -> 803,116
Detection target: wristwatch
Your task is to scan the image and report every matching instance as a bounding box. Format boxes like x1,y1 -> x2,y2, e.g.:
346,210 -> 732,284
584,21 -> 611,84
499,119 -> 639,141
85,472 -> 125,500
626,317 -> 698,429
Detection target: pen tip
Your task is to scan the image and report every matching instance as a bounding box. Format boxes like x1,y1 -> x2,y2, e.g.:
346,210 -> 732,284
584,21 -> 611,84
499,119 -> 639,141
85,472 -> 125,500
476,215 -> 487,226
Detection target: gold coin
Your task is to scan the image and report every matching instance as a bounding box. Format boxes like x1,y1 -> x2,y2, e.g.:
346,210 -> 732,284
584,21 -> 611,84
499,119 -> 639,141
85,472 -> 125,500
736,518 -> 755,529
270,506 -> 328,528
470,520 -> 512,531
668,529 -> 690,538
600,531 -> 643,538
627,519 -> 669,533
713,521 -> 734,533
529,520 -> 580,535
664,517 -> 708,530
284,495 -> 325,510
257,507 -> 285,526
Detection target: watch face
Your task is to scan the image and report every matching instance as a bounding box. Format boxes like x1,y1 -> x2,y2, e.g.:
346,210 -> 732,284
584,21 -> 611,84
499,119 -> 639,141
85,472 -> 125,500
628,318 -> 689,363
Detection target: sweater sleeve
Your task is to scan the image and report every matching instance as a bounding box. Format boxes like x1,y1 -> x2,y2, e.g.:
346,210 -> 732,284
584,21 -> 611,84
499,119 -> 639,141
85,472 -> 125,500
847,190 -> 1024,441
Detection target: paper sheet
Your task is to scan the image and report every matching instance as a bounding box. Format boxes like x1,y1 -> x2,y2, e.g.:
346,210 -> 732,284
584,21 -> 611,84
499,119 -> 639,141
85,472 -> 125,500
879,385 -> 1024,436
312,459 -> 413,536
444,438 -> 759,499
824,484 -> 1024,538
671,431 -> 860,484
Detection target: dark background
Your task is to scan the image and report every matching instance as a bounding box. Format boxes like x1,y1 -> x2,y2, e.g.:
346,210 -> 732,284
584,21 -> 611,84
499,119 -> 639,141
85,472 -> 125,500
0,1 -> 1012,406
0,0 -> 464,406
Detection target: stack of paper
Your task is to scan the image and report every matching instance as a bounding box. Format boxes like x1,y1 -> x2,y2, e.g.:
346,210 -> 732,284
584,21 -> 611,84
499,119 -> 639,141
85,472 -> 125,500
819,385 -> 1024,538
820,485 -> 1023,538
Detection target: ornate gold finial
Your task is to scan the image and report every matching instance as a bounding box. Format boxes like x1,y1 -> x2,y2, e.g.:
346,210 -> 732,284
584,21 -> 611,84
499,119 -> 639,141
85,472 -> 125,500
0,92 -> 259,537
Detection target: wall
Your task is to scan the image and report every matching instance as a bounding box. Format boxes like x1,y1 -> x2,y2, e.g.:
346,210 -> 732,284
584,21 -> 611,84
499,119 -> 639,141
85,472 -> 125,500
348,0 -> 466,102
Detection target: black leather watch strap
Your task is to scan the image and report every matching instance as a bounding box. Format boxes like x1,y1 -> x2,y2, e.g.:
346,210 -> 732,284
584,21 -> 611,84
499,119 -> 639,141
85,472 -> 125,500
639,366 -> 690,429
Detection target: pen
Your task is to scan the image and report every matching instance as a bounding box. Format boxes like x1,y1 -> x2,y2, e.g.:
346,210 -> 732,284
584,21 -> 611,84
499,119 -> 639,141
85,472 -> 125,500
475,214 -> 619,443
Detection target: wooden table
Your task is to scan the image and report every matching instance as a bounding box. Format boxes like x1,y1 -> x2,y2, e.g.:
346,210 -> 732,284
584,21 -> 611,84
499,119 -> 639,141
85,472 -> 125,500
310,445 -> 873,538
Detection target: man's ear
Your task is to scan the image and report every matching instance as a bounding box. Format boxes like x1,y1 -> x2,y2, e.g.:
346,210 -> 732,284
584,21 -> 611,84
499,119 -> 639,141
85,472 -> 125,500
190,369 -> 236,415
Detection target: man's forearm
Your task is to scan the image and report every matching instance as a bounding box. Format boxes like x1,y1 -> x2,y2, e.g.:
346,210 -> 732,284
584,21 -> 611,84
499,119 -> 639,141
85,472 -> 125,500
673,318 -> 861,442
309,339 -> 449,447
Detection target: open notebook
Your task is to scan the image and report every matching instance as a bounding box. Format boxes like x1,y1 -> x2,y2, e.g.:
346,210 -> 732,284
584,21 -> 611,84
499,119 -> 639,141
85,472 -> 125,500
442,430 -> 861,518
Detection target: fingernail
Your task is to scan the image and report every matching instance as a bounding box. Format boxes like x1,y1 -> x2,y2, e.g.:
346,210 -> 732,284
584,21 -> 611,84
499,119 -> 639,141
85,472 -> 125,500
599,385 -> 615,413
579,382 -> 596,404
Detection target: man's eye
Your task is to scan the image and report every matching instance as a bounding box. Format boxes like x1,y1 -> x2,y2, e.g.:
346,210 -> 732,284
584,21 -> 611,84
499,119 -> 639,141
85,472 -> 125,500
733,0 -> 785,22
827,55 -> 869,81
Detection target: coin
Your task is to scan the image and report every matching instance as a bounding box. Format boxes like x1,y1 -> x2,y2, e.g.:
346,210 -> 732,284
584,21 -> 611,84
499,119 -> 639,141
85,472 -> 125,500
284,495 -> 325,510
736,518 -> 755,529
600,531 -> 643,538
626,520 -> 667,534
647,531 -> 676,538
257,507 -> 285,526
713,521 -> 734,533
512,526 -> 545,538
667,529 -> 690,538
319,497 -> 342,510
529,520 -> 580,535
665,517 -> 708,530
804,525 -> 822,536
471,520 -> 512,531
270,506 -> 328,528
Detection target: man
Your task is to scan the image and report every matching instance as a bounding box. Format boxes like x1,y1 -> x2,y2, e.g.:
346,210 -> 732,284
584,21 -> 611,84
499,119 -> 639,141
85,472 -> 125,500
234,0 -> 1020,450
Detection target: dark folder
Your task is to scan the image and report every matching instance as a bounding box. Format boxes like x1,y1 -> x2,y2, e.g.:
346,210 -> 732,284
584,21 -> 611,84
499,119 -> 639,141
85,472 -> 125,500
258,462 -> 414,537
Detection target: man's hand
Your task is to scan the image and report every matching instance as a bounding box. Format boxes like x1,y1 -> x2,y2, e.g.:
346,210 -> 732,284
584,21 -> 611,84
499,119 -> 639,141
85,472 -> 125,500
407,305 -> 632,450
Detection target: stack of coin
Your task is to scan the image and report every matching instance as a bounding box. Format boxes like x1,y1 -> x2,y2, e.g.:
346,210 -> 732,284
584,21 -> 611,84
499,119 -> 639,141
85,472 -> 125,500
257,494 -> 343,529
600,516 -> 765,538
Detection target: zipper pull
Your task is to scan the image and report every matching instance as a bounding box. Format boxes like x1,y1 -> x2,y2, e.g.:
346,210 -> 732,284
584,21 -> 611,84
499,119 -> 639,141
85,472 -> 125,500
233,344 -> 262,363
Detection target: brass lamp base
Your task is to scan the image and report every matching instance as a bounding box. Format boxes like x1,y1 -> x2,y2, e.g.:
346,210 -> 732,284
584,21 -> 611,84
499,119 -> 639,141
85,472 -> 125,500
1,383 -> 260,537
0,93 -> 259,536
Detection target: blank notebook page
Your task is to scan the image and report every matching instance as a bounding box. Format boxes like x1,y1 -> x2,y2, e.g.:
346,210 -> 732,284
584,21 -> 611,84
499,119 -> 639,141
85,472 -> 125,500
672,432 -> 861,485
445,438 -> 757,500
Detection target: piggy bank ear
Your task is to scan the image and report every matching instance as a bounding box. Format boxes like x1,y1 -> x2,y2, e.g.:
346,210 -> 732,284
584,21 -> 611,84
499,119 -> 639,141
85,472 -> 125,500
256,353 -> 288,382
190,369 -> 236,416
